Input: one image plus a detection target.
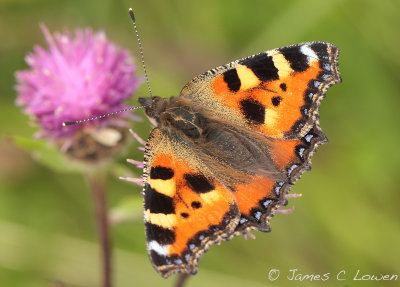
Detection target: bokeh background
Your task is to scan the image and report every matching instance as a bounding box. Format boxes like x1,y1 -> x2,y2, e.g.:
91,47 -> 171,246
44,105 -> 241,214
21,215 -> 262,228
1,0 -> 399,286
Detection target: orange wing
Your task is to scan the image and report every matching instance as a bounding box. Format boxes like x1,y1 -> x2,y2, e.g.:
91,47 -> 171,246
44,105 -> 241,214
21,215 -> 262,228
142,128 -> 239,278
229,124 -> 327,236
180,42 -> 341,139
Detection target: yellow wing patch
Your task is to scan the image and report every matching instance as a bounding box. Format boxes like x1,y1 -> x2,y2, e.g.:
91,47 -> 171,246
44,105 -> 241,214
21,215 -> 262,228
268,51 -> 292,79
235,64 -> 260,90
148,178 -> 175,197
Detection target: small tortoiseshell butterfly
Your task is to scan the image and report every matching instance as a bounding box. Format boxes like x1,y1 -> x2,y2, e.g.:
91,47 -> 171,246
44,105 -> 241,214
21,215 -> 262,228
138,42 -> 341,278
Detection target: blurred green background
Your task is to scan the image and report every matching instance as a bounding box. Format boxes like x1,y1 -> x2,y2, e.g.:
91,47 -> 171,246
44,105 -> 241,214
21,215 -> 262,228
1,0 -> 399,286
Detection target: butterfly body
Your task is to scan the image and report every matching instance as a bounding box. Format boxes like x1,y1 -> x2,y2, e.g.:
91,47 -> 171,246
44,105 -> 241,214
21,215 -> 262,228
138,42 -> 341,278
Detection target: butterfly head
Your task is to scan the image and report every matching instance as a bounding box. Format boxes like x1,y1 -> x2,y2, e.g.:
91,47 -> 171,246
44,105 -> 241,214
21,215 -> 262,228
138,96 -> 167,121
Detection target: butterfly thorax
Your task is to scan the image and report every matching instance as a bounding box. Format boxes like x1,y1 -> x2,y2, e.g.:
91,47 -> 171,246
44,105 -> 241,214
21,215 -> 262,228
139,96 -> 207,140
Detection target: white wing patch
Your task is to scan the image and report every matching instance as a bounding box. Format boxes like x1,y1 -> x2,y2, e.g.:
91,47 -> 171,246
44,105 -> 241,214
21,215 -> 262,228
300,45 -> 318,63
148,240 -> 169,255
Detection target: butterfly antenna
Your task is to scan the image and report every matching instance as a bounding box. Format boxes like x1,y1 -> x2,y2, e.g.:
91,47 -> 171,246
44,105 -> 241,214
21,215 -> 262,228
62,106 -> 142,126
129,8 -> 153,98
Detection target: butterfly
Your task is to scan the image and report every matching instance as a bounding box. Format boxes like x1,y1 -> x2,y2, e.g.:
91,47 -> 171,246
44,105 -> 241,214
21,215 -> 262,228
137,42 -> 341,278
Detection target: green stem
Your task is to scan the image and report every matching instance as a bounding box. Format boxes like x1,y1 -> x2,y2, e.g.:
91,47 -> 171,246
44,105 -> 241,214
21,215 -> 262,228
88,173 -> 112,287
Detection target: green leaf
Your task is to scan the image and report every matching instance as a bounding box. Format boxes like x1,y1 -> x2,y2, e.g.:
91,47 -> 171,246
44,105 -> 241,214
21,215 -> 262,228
12,135 -> 82,173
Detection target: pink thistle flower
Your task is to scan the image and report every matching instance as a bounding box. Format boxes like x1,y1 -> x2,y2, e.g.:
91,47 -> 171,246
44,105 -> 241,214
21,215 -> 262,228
15,24 -> 141,139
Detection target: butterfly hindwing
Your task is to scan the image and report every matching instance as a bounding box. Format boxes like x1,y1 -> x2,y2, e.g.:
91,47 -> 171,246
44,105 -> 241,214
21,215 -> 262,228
230,124 -> 327,236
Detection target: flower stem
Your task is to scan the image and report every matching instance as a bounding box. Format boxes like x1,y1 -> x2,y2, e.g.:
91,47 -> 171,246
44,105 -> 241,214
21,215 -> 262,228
175,274 -> 190,287
88,173 -> 112,287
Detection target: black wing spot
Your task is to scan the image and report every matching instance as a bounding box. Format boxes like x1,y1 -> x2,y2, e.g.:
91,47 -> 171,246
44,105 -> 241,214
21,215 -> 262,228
184,174 -> 215,193
180,212 -> 189,218
191,201 -> 202,209
271,96 -> 282,107
144,184 -> 175,214
150,166 -> 174,180
240,53 -> 279,81
223,69 -> 241,92
281,46 -> 309,72
280,83 -> 287,91
240,98 -> 265,124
